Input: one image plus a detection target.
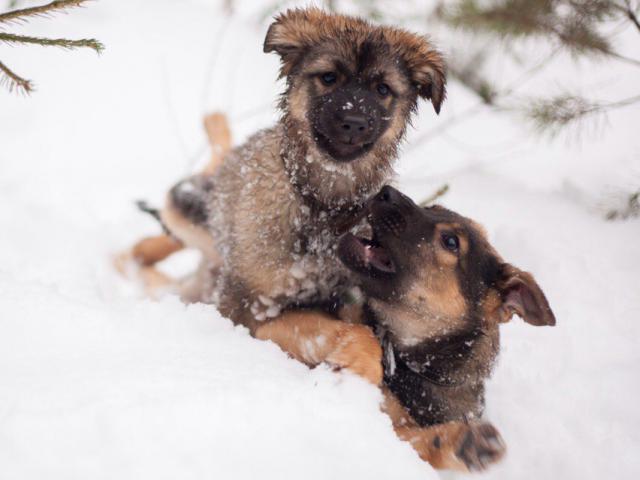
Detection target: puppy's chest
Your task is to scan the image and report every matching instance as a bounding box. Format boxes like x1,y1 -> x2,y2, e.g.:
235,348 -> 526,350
251,208 -> 358,321
377,325 -> 487,427
285,211 -> 348,294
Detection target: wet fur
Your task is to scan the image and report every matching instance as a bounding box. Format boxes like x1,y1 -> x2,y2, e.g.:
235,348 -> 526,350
159,8 -> 446,332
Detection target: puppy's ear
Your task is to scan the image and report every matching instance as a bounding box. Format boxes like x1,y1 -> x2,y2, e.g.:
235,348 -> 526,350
395,34 -> 447,114
412,49 -> 446,114
264,8 -> 318,77
496,264 -> 556,326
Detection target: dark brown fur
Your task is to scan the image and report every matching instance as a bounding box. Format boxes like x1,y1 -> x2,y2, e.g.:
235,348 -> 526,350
337,186 -> 556,471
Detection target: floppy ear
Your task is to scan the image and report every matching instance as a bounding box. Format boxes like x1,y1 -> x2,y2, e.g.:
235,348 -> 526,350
497,264 -> 556,326
264,8 -> 317,77
398,37 -> 447,114
413,54 -> 446,114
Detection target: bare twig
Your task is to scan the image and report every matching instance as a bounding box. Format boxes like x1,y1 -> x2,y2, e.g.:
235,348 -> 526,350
419,184 -> 450,206
614,0 -> 640,33
0,59 -> 32,93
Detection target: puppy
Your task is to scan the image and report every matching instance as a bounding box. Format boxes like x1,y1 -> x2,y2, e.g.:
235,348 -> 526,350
333,185 -> 556,471
141,8 -> 447,337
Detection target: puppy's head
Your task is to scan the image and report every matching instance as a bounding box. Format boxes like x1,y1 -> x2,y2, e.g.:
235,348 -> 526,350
338,186 -> 555,346
264,8 -> 446,204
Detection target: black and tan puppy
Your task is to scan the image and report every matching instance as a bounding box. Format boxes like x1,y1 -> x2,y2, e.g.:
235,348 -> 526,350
333,186 -> 556,471
134,9 -> 447,338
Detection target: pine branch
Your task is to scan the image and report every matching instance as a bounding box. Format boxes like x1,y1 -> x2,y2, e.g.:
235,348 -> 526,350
438,0 -> 616,58
526,93 -> 640,136
0,59 -> 33,93
0,0 -> 91,26
0,32 -> 103,52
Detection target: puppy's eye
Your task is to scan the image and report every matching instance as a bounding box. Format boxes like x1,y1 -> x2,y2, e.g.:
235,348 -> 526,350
321,72 -> 337,86
441,233 -> 460,253
377,83 -> 391,97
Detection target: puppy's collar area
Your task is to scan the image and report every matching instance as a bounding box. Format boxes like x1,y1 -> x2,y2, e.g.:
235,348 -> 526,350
377,325 -> 482,389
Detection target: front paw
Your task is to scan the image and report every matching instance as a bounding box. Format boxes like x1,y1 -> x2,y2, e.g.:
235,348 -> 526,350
456,422 -> 506,472
326,325 -> 383,385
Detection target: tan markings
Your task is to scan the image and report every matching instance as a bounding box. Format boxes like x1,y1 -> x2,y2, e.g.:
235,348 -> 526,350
481,288 -> 504,326
130,234 -> 184,266
382,389 -> 505,471
255,311 -> 383,385
202,112 -> 232,175
305,56 -> 339,74
160,199 -> 220,263
368,238 -> 468,346
383,69 -> 410,96
113,250 -> 177,297
286,87 -> 309,124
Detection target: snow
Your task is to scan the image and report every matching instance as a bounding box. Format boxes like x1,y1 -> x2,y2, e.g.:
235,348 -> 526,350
1,0 -> 639,479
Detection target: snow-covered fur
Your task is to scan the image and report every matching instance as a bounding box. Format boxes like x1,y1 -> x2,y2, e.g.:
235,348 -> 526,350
164,8 -> 446,332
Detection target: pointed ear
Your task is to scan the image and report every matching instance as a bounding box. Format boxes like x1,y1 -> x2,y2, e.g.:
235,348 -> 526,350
497,264 -> 556,326
264,8 -> 319,77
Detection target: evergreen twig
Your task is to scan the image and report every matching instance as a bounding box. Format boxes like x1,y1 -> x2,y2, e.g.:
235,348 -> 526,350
0,32 -> 103,52
0,0 -> 90,26
0,0 -> 102,94
0,58 -> 32,93
526,93 -> 640,136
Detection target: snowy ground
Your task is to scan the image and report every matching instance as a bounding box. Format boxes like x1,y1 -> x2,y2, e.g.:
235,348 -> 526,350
1,1 -> 639,479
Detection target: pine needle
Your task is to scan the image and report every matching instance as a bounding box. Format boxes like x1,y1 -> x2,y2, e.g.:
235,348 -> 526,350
0,32 -> 103,52
527,93 -> 640,137
0,0 -> 92,26
526,95 -> 598,136
419,184 -> 450,207
0,59 -> 33,93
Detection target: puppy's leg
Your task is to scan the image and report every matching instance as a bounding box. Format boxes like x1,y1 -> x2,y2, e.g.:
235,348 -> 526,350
254,311 -> 383,385
131,235 -> 184,266
202,112 -> 232,175
382,389 -> 506,472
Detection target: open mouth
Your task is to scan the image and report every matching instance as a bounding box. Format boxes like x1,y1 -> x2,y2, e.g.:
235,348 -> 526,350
338,231 -> 396,275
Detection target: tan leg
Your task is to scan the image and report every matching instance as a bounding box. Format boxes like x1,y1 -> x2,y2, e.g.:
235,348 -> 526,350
131,235 -> 184,266
113,250 -> 177,297
115,111 -> 231,285
254,311 -> 383,385
382,389 -> 506,472
202,112 -> 232,175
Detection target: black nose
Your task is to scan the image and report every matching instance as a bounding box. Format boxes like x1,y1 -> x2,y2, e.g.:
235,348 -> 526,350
338,112 -> 368,133
377,185 -> 402,204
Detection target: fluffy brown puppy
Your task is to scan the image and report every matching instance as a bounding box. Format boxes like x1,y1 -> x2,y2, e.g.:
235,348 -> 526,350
156,8 -> 446,334
251,186 -> 556,472
336,186 -> 556,471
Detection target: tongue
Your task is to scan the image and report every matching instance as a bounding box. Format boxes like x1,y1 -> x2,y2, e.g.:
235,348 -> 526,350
363,243 -> 395,273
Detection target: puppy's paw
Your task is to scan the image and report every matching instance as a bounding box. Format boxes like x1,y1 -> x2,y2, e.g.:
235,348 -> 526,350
456,422 -> 506,472
326,325 -> 383,385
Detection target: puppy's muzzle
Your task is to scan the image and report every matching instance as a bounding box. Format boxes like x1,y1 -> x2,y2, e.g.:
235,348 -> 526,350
370,186 -> 413,237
